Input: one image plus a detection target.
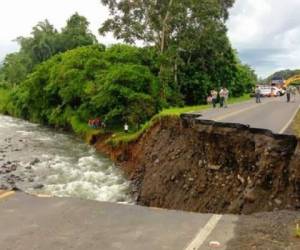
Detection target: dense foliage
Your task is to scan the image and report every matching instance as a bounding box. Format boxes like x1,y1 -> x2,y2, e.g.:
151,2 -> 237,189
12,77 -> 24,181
100,0 -> 256,104
8,45 -> 159,130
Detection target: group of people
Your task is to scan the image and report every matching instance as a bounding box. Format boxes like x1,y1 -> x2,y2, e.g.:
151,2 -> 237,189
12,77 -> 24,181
88,118 -> 105,129
88,118 -> 129,133
207,87 -> 229,108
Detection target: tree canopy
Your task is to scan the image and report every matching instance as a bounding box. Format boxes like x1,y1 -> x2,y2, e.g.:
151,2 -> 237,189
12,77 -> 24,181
1,13 -> 97,86
99,0 -> 255,103
9,45 -> 159,129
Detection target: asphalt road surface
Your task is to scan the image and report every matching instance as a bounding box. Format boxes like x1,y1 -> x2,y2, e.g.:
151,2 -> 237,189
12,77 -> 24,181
0,192 -> 237,250
197,96 -> 300,134
1,96 -> 300,250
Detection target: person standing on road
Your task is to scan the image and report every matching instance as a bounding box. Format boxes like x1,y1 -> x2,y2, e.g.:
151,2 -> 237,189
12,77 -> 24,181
291,86 -> 297,102
206,95 -> 212,105
255,85 -> 261,103
211,90 -> 218,108
222,87 -> 229,108
219,88 -> 225,108
286,86 -> 291,103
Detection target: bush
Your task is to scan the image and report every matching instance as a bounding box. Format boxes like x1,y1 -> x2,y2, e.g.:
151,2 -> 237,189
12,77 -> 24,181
10,44 -> 160,133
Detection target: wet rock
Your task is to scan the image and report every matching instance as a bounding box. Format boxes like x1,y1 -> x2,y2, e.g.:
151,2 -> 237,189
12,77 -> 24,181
33,184 -> 44,189
10,165 -> 17,171
30,158 -> 40,165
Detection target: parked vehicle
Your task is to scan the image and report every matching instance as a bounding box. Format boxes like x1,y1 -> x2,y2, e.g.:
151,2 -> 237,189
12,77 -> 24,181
250,85 -> 285,97
259,86 -> 272,97
271,86 -> 286,96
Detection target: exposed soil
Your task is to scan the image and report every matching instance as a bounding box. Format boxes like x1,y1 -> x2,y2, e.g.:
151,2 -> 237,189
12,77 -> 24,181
95,115 -> 300,215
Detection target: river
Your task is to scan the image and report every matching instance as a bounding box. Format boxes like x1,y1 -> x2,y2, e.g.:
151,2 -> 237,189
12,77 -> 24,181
0,115 -> 132,203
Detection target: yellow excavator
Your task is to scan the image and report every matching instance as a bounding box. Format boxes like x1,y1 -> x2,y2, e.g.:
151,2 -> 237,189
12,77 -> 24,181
283,75 -> 300,88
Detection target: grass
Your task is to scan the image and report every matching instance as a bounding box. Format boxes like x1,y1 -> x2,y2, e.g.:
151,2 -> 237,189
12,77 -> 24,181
292,110 -> 300,137
106,93 -> 252,147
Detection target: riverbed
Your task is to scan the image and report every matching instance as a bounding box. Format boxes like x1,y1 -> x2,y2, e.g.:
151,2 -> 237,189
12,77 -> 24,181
0,115 -> 132,203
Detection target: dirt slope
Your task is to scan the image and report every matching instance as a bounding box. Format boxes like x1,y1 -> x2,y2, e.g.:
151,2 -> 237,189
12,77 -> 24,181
96,116 -> 300,214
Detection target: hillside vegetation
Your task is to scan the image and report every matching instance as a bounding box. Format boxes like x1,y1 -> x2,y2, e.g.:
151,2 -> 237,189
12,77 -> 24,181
264,69 -> 300,83
6,45 -> 159,133
0,2 -> 257,138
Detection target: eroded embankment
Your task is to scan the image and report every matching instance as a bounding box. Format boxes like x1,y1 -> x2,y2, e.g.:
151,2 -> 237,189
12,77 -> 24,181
95,116 -> 300,214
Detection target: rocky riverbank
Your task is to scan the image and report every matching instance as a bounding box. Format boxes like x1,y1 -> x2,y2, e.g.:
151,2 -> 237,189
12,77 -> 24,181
0,115 -> 132,202
95,115 -> 300,214
0,136 -> 43,191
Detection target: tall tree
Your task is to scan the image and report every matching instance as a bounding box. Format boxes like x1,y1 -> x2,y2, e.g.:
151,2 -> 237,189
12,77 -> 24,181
99,0 -> 235,98
100,0 -> 234,52
1,53 -> 29,87
2,13 -> 97,86
17,20 -> 59,67
60,13 -> 97,51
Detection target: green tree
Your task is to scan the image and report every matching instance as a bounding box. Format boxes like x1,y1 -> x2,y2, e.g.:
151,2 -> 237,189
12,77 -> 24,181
17,20 -> 59,67
232,64 -> 257,96
100,0 -> 235,99
60,13 -> 97,51
2,14 -> 97,86
1,53 -> 29,86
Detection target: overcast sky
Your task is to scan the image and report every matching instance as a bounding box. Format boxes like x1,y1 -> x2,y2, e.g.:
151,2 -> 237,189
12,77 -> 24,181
0,0 -> 299,77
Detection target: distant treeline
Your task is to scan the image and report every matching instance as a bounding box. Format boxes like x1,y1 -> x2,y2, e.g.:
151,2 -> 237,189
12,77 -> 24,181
0,1 -> 257,131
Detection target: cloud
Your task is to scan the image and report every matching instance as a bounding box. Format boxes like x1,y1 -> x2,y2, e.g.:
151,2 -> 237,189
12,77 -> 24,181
227,0 -> 300,77
1,0 -> 299,78
0,0 -> 117,60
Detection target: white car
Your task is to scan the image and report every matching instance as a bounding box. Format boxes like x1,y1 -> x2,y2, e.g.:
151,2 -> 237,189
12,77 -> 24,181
271,86 -> 285,96
258,86 -> 284,97
259,86 -> 272,97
